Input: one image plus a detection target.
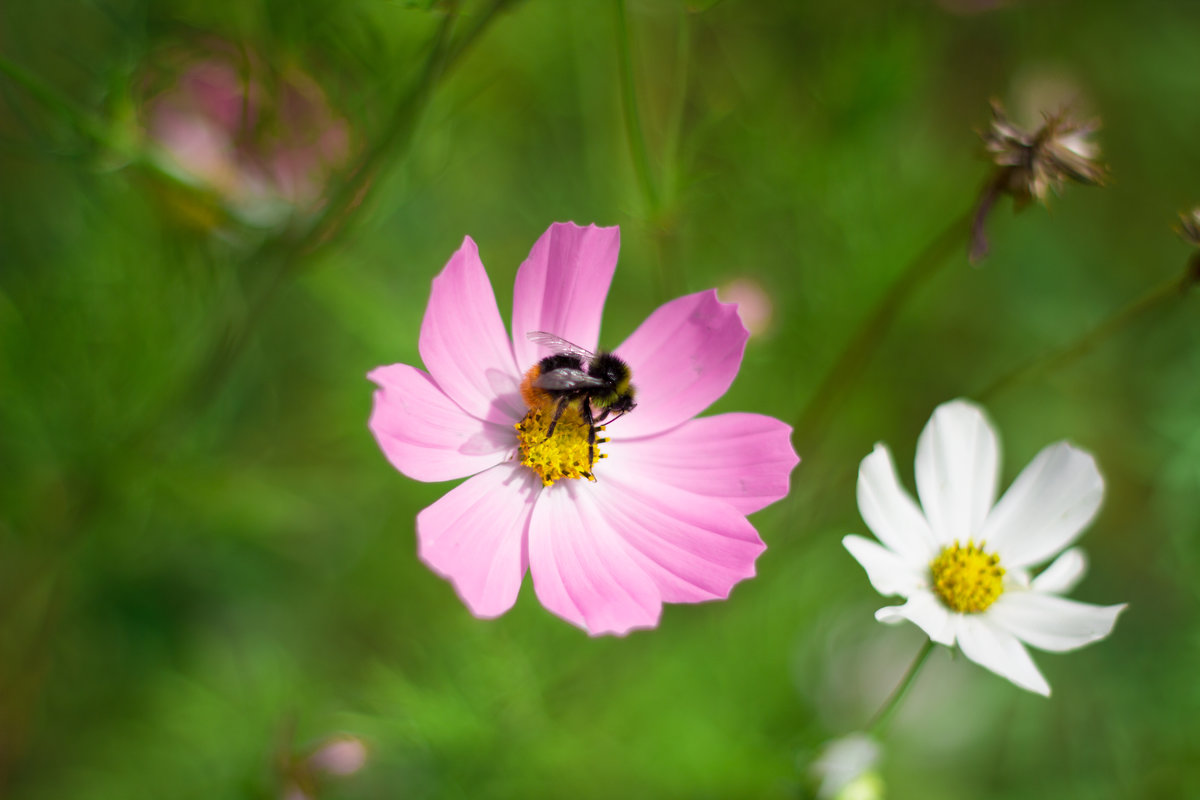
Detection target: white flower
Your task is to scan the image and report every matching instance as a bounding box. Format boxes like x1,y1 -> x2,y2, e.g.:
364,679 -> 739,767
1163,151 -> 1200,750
843,399 -> 1126,696
810,733 -> 883,800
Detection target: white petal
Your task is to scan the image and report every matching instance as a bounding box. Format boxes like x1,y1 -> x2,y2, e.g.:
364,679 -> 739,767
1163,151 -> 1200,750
989,592 -> 1126,653
955,615 -> 1050,696
874,592 -> 955,645
811,734 -> 880,800
981,442 -> 1104,569
915,400 -> 1000,545
1031,548 -> 1088,594
842,535 -> 926,598
856,444 -> 938,563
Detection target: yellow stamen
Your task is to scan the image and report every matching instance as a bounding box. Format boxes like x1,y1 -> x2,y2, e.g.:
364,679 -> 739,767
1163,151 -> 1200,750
929,540 -> 1005,614
514,406 -> 606,487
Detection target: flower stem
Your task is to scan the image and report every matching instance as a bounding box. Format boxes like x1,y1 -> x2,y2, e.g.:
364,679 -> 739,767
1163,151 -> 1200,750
0,54 -> 115,148
157,0 -> 520,431
662,5 -> 692,204
0,0 -> 518,653
977,260 -> 1199,402
866,639 -> 936,735
793,211 -> 971,451
614,0 -> 659,216
969,171 -> 1007,264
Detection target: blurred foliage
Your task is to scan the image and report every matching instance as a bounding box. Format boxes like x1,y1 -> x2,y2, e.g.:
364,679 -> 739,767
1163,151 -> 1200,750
2,0 -> 1200,798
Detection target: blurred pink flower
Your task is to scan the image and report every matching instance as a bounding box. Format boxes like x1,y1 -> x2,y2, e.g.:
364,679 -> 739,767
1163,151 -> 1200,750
307,735 -> 368,776
718,277 -> 774,338
368,222 -> 798,635
140,42 -> 351,227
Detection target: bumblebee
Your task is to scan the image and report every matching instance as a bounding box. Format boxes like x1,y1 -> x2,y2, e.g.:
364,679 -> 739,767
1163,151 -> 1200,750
521,331 -> 637,467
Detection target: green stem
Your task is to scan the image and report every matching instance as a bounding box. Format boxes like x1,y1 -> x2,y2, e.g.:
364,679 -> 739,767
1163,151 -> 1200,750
272,5 -> 459,262
0,54 -> 123,153
866,639 -> 935,735
152,0 -> 520,431
977,264 -> 1197,402
661,5 -> 691,205
614,0 -> 659,214
793,211 -> 971,451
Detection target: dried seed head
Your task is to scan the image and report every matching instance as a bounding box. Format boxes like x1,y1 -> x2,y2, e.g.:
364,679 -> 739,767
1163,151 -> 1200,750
1176,208 -> 1200,248
1176,209 -> 1200,290
970,99 -> 1108,263
981,99 -> 1108,210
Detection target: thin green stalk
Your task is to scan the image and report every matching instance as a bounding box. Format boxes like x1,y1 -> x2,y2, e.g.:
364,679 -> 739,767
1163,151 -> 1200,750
866,639 -> 935,735
151,0 -> 521,432
661,5 -> 692,204
0,7 -> 522,783
273,6 -> 458,262
0,53 -> 250,192
793,211 -> 971,451
614,0 -> 659,214
0,54 -> 115,148
977,265 -> 1197,402
306,0 -> 525,252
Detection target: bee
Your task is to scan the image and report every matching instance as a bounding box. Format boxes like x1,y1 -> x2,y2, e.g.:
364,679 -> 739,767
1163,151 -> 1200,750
522,331 -> 637,467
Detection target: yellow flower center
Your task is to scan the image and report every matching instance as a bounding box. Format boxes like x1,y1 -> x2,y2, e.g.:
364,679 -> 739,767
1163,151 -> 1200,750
514,404 -> 607,487
929,540 -> 1005,614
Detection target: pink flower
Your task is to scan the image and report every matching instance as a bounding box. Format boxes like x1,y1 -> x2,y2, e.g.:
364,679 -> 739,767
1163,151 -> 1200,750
139,41 -> 352,227
307,735 -> 368,776
368,222 -> 798,635
718,277 -> 774,338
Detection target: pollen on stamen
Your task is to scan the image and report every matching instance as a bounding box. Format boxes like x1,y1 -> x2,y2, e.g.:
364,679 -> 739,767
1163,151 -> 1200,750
929,540 -> 1005,614
514,405 -> 603,487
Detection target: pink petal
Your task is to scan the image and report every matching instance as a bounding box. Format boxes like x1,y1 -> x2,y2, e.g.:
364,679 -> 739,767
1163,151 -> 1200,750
591,471 -> 766,603
607,412 -> 797,515
416,463 -> 539,619
510,222 -> 620,370
418,236 -> 523,424
613,290 -> 749,438
528,481 -> 662,636
368,364 -> 515,482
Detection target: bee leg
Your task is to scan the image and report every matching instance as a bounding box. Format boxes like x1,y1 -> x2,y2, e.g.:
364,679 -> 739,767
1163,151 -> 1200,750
581,402 -> 598,473
544,398 -> 569,440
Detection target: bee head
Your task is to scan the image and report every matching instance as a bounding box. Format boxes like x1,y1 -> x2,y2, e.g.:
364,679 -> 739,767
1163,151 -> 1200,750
610,391 -> 636,415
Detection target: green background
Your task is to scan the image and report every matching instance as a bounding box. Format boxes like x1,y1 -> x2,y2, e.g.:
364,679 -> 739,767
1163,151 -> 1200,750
2,0 -> 1198,797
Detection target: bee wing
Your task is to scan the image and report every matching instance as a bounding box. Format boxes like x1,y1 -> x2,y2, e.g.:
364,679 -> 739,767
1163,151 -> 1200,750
534,367 -> 608,391
526,331 -> 596,361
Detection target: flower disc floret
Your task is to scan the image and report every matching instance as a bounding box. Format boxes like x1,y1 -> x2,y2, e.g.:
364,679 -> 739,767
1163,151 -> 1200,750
515,406 -> 606,486
930,540 -> 1004,614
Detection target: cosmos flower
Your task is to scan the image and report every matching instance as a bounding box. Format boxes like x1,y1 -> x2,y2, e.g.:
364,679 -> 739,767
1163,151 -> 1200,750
368,222 -> 798,636
843,399 -> 1125,695
139,40 -> 352,228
